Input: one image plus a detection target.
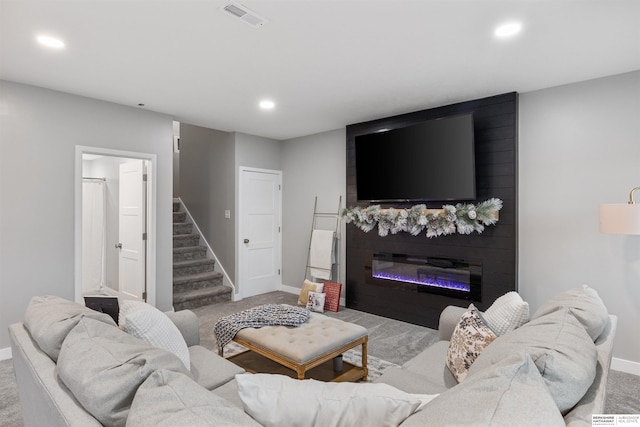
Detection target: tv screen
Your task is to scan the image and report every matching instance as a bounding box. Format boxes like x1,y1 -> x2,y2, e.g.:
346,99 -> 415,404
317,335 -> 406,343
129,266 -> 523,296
355,113 -> 476,202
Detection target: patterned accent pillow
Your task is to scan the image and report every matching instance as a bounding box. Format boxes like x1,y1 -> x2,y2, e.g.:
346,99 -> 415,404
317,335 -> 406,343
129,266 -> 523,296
483,291 -> 529,336
446,304 -> 497,383
306,291 -> 326,313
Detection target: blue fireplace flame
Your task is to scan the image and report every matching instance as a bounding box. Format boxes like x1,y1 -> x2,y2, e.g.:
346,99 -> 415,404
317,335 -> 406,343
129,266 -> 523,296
372,271 -> 471,292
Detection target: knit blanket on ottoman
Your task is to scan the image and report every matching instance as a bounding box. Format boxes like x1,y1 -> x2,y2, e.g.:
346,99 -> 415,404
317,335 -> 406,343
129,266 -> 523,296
214,304 -> 310,355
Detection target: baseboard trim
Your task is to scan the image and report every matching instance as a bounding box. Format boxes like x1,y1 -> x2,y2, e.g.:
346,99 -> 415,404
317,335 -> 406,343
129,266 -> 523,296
611,357 -> 640,376
279,283 -> 346,307
0,347 -> 12,361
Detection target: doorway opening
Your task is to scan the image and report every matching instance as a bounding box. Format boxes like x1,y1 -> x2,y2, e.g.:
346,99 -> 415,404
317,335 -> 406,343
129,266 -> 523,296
74,146 -> 157,306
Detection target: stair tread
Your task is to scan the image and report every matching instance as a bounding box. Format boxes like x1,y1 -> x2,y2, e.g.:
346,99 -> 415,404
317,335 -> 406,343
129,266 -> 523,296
173,285 -> 231,302
173,258 -> 215,267
173,233 -> 199,239
173,270 -> 223,284
173,246 -> 207,253
172,222 -> 190,226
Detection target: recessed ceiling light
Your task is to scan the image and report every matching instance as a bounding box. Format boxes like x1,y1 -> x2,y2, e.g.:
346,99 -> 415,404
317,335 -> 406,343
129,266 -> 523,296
494,22 -> 522,38
36,35 -> 65,49
259,99 -> 275,110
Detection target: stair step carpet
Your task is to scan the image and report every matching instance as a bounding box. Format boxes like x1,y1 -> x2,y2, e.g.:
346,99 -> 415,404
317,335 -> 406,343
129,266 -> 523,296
172,201 -> 232,310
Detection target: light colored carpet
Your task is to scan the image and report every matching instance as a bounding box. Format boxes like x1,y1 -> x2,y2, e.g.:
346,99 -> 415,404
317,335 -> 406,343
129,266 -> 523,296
1,290 -> 639,426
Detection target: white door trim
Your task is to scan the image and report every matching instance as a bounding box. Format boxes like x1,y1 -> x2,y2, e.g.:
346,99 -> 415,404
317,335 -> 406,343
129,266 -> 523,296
237,166 -> 282,300
74,146 -> 157,306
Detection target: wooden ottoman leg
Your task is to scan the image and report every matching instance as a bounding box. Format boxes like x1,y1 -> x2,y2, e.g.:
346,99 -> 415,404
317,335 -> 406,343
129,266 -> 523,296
362,337 -> 368,381
296,366 -> 306,380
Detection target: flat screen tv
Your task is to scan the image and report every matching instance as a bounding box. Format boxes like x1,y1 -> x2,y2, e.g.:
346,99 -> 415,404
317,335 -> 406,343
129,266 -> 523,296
355,113 -> 476,202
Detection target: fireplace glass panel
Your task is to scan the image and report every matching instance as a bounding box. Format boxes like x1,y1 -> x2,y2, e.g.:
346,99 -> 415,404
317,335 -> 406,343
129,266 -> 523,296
371,253 -> 481,301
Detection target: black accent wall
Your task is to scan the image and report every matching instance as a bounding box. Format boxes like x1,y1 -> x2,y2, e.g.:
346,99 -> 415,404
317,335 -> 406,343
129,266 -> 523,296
345,92 -> 518,329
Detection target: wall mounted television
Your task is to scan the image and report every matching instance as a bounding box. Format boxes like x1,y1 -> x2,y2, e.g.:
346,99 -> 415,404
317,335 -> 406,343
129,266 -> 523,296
355,113 -> 476,202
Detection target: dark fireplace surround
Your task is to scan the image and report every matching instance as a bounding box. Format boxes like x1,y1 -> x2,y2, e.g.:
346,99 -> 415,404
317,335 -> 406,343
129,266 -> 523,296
345,93 -> 518,329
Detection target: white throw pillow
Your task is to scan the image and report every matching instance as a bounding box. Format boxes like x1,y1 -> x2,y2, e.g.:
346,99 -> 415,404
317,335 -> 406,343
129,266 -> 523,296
236,373 -> 434,427
119,300 -> 191,370
483,291 -> 529,336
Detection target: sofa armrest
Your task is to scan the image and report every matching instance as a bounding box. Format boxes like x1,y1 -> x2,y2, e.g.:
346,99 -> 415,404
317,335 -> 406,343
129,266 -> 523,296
165,310 -> 200,347
438,305 -> 467,341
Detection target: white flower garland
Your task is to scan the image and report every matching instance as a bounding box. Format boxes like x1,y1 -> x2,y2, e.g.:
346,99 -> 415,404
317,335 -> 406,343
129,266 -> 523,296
342,198 -> 503,238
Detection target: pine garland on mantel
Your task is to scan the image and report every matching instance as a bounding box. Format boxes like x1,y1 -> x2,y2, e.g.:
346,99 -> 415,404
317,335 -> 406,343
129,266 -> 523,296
341,198 -> 503,238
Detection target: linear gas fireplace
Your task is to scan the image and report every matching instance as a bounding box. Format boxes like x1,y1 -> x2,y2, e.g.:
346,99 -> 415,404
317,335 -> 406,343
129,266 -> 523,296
370,253 -> 482,301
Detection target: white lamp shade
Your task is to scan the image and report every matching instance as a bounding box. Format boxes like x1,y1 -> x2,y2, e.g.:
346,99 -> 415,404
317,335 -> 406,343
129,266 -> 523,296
599,203 -> 640,234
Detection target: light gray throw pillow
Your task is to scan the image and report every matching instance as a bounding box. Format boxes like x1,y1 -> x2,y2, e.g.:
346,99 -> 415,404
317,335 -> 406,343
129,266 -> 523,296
126,369 -> 261,427
23,295 -> 116,361
119,300 -> 191,370
532,284 -> 608,341
57,317 -> 190,427
236,373 -> 430,427
401,352 -> 565,427
467,307 -> 597,413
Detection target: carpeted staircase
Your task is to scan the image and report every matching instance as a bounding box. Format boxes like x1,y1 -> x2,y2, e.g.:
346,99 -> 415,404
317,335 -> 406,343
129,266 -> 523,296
173,201 -> 232,310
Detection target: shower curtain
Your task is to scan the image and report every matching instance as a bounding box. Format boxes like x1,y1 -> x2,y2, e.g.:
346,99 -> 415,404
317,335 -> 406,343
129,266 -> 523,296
82,179 -> 106,292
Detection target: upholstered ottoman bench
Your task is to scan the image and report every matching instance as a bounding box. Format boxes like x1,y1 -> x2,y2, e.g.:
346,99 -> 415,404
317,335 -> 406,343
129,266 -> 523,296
228,312 -> 368,382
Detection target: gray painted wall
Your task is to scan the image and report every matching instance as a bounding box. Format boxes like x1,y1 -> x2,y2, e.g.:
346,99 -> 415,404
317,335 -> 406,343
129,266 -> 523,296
0,80 -> 174,350
179,124 -> 236,282
234,132 -> 283,171
519,71 -> 640,364
281,129 -> 346,289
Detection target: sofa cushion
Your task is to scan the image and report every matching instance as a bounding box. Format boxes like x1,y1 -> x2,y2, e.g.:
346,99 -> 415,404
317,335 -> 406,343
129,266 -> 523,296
126,369 -> 261,427
373,366 -> 449,395
467,307 -> 597,413
399,353 -> 565,427
401,341 -> 458,389
57,317 -> 190,427
236,373 -> 428,427
23,295 -> 116,362
119,300 -> 191,370
188,345 -> 245,390
446,304 -> 497,383
483,291 -> 530,336
532,284 -> 608,341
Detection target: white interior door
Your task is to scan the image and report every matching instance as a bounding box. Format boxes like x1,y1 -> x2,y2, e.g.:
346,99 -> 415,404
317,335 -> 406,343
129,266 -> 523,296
118,160 -> 146,300
239,168 -> 281,298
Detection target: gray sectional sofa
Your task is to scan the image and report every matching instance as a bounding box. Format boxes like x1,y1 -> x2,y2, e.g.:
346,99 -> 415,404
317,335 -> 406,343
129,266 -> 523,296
9,285 -> 616,426
376,285 -> 618,426
9,296 -> 256,426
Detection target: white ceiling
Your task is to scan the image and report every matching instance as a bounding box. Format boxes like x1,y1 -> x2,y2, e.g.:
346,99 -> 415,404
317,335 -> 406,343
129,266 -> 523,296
1,1 -> 639,140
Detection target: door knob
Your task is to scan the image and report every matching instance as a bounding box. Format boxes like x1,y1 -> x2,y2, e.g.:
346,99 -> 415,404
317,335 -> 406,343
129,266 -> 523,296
115,243 -> 123,249
243,239 -> 250,244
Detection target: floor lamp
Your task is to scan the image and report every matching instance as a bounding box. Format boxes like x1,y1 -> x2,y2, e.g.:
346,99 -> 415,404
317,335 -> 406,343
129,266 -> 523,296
599,186 -> 640,235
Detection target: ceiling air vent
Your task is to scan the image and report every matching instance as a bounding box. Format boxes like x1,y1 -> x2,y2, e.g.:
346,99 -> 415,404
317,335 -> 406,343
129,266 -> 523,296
221,2 -> 268,28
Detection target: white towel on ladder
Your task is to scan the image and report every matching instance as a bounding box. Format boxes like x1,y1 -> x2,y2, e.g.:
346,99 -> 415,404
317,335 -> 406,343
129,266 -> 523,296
309,229 -> 335,280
